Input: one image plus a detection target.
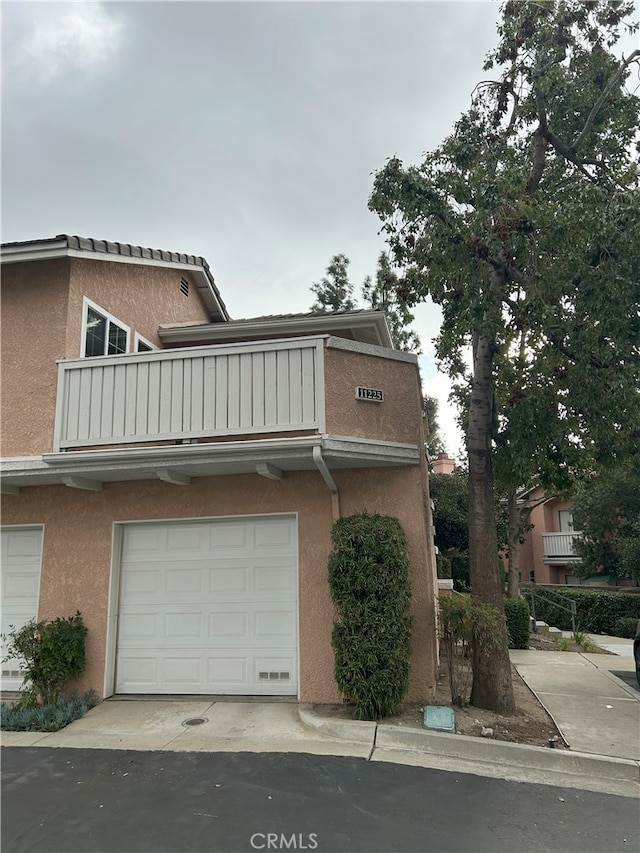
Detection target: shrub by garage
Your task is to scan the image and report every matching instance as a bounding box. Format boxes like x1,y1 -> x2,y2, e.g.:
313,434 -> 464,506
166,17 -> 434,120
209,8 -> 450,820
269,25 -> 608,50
328,512 -> 411,720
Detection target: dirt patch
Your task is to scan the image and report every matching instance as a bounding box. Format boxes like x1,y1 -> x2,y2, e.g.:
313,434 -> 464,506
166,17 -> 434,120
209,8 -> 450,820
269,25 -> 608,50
312,632 -> 614,749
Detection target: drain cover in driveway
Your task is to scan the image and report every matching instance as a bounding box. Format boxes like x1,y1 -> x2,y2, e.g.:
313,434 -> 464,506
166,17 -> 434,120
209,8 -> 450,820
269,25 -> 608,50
182,718 -> 208,727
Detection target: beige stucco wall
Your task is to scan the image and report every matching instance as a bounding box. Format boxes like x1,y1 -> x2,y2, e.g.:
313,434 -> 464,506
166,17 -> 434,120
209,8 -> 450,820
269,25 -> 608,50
1,258 -> 212,458
1,259 -> 71,458
66,258 -> 211,355
1,466 -> 437,704
324,347 -> 424,446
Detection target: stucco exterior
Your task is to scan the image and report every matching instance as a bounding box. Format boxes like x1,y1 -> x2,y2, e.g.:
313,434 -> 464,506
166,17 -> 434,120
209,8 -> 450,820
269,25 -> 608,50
1,257 -> 211,458
1,259 -> 71,458
324,347 -> 423,446
1,237 -> 439,706
0,467 -> 437,703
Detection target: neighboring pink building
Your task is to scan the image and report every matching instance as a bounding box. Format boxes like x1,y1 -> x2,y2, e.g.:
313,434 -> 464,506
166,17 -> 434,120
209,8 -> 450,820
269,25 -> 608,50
518,487 -> 581,585
0,235 -> 439,703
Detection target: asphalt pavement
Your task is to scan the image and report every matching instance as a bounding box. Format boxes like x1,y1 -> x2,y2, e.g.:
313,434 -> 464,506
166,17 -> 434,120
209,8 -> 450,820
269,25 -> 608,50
2,747 -> 638,853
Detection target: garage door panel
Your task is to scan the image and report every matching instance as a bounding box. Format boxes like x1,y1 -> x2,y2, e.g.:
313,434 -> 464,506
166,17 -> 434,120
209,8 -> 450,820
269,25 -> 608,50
3,571 -> 41,599
254,519 -> 295,548
164,612 -> 203,639
124,526 -> 168,555
209,565 -> 250,594
208,611 -> 249,639
2,528 -> 43,559
165,568 -> 206,595
207,656 -> 248,686
210,523 -> 250,551
116,656 -> 158,687
166,523 -> 210,552
116,516 -> 297,695
118,612 -> 159,640
120,568 -> 160,597
163,657 -> 202,684
254,562 -> 296,594
254,610 -> 296,641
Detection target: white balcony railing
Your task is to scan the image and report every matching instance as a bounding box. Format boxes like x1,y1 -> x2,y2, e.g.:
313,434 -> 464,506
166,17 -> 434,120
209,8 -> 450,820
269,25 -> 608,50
53,337 -> 326,452
542,531 -> 583,563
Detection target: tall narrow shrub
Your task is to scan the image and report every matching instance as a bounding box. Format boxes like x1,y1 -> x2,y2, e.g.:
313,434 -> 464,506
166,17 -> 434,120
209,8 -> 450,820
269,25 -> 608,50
328,512 -> 412,720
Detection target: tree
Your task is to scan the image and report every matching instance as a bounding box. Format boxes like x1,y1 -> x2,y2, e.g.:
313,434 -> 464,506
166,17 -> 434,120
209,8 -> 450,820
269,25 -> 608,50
310,254 -> 356,312
572,459 -> 640,584
363,252 -> 421,352
430,470 -> 509,592
370,1 -> 640,711
423,395 -> 446,458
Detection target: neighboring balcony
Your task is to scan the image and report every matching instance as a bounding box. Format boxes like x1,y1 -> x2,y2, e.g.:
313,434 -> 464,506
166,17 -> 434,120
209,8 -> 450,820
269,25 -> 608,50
53,338 -> 326,452
542,531 -> 583,564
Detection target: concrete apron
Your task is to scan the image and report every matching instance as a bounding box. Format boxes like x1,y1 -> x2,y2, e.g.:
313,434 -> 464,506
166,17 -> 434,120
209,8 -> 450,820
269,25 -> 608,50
0,700 -> 372,758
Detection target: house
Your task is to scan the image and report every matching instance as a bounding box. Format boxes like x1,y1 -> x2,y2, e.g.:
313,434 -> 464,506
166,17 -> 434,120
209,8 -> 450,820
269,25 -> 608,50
0,235 -> 439,703
518,487 -> 582,585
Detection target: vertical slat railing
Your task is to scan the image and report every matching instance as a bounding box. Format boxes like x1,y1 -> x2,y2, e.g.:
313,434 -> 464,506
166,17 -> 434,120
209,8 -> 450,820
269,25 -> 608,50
53,337 -> 326,451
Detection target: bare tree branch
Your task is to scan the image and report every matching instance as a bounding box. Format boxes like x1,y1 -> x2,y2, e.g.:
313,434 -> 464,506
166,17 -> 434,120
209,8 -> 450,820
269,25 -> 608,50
573,49 -> 640,152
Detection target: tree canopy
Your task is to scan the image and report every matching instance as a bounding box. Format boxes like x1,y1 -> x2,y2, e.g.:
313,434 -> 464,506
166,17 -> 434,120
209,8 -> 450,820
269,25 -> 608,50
572,459 -> 640,584
369,0 -> 640,712
309,254 -> 356,313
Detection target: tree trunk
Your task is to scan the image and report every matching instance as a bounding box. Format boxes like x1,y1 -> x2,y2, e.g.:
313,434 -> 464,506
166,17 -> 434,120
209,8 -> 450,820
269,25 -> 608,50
506,489 -> 522,598
468,334 -> 515,713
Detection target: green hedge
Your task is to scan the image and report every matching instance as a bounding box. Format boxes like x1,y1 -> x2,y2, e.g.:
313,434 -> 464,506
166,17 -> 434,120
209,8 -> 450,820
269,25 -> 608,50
524,588 -> 640,635
328,512 -> 411,720
504,597 -> 530,649
613,617 -> 639,640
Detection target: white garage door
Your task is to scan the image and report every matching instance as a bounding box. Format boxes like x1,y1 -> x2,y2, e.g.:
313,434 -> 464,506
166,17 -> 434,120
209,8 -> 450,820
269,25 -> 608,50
116,515 -> 298,695
1,526 -> 43,691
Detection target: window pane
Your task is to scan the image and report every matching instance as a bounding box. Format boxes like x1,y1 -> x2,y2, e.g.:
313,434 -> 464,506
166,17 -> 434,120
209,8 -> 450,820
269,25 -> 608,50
85,308 -> 106,356
108,322 -> 128,354
137,340 -> 153,352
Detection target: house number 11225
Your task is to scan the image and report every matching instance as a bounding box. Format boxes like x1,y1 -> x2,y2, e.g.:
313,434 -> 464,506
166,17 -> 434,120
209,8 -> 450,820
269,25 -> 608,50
355,386 -> 384,402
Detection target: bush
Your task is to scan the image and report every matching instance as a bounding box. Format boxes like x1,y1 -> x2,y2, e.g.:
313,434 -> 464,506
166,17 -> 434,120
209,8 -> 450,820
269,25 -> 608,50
1,690 -> 98,732
438,594 -> 502,706
504,597 -> 530,649
328,512 -> 411,720
613,617 -> 639,639
523,588 -> 640,634
2,612 -> 88,705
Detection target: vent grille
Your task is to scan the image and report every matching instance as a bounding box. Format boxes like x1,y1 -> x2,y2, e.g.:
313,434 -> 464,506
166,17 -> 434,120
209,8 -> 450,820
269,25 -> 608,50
259,671 -> 290,681
180,278 -> 190,297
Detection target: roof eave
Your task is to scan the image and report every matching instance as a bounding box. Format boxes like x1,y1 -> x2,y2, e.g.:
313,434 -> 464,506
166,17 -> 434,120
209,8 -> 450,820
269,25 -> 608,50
158,310 -> 394,348
1,239 -> 229,323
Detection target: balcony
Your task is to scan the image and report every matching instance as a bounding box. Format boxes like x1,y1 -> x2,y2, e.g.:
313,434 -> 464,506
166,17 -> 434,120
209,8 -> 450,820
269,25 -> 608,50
542,531 -> 583,564
53,337 -> 326,452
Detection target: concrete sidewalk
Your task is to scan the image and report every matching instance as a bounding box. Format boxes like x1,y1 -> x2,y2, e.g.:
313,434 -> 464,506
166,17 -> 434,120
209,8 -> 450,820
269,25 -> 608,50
510,644 -> 639,761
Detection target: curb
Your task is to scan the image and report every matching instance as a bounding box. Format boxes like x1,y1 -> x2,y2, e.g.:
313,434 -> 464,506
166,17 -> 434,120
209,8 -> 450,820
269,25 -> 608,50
298,705 -> 376,745
299,707 -> 640,784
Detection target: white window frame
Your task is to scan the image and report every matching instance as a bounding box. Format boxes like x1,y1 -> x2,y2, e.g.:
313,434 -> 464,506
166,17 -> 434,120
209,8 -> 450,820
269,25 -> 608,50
81,297 -> 131,357
134,332 -> 157,352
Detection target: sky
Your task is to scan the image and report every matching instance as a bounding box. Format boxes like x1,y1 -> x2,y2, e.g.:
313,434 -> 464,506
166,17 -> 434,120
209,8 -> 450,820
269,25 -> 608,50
1,1 -> 524,455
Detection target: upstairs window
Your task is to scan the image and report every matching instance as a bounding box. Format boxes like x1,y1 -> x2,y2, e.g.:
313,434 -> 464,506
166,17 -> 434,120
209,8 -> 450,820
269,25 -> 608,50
82,298 -> 130,357
134,332 -> 155,352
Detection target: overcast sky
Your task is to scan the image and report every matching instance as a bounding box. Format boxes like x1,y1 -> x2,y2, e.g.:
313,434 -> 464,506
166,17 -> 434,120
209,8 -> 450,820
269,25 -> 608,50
1,1 -> 516,455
